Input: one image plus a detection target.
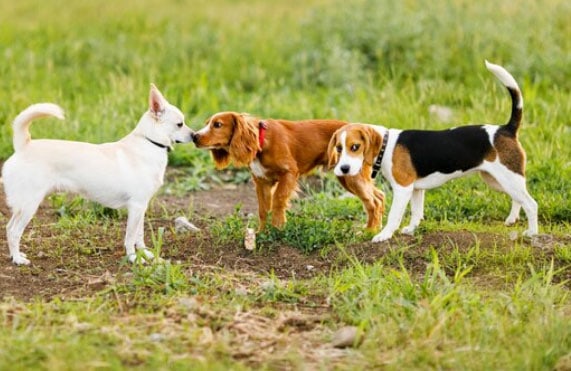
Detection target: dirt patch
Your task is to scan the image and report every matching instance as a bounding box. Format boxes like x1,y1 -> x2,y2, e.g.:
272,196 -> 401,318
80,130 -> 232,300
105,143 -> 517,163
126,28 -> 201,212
0,177 -> 569,301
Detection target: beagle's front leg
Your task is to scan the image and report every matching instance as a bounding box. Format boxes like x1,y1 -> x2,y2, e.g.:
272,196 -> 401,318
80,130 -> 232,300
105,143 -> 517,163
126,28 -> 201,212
372,184 -> 413,242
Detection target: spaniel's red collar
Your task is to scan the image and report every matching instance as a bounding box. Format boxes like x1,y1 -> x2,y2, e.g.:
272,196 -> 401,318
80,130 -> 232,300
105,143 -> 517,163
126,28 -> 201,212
258,121 -> 268,150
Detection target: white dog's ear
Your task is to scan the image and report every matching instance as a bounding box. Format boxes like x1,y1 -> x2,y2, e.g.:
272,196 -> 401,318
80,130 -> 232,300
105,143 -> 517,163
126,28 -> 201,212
149,84 -> 167,118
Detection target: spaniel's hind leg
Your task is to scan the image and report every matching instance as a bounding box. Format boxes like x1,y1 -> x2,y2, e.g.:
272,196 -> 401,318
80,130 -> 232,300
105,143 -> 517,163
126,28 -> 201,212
270,172 -> 298,229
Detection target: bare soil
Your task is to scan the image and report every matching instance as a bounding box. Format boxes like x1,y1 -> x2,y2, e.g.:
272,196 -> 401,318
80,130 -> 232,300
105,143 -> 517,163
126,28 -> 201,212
0,176 -> 568,301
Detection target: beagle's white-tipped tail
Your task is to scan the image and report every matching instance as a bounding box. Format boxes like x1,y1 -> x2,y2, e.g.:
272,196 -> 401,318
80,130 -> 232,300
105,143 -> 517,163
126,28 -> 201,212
485,60 -> 523,134
12,103 -> 65,152
485,60 -> 520,92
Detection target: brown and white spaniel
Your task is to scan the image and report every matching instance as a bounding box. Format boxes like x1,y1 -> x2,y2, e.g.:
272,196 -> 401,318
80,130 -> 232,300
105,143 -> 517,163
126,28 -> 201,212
192,112 -> 385,231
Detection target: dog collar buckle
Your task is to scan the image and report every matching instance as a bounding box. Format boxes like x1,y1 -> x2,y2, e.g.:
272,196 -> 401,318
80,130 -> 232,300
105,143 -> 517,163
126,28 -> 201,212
371,131 -> 389,179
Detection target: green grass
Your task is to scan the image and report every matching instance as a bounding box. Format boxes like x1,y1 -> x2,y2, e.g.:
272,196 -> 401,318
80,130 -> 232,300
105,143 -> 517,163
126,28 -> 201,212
1,0 -> 570,369
328,256 -> 570,369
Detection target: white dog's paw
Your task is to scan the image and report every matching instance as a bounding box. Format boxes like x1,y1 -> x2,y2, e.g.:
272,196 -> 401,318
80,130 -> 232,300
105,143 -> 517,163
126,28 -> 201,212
522,229 -> 538,238
12,254 -> 31,266
127,253 -> 138,264
140,248 -> 155,260
372,230 -> 393,243
401,225 -> 416,236
127,249 -> 156,264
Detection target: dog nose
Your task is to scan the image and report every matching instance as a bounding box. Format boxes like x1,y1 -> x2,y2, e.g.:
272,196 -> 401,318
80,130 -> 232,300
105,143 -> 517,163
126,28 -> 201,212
340,164 -> 350,174
192,132 -> 200,143
185,129 -> 195,143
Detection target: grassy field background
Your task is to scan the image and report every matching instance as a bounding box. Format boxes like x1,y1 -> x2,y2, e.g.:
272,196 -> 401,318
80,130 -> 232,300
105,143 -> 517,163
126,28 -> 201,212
0,0 -> 570,369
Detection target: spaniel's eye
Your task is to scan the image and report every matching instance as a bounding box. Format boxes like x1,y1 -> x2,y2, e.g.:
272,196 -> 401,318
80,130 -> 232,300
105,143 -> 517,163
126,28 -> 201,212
336,145 -> 342,153
350,144 -> 360,152
177,122 -> 183,128
213,121 -> 223,128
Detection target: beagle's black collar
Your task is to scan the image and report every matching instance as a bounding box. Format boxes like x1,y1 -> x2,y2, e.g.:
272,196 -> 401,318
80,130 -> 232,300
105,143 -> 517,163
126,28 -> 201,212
371,131 -> 389,179
146,137 -> 171,152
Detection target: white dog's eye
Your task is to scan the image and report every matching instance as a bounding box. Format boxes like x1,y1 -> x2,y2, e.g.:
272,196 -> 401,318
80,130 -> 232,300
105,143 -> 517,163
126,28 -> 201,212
213,121 -> 222,128
336,145 -> 342,153
350,144 -> 360,152
177,122 -> 183,128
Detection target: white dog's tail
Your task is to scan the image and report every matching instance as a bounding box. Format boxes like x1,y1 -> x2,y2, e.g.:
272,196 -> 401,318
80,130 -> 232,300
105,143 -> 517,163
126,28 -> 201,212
485,60 -> 523,135
12,103 -> 65,152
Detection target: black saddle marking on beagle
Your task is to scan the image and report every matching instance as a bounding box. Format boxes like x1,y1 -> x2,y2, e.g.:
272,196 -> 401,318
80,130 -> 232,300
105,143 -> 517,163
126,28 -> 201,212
396,125 -> 493,178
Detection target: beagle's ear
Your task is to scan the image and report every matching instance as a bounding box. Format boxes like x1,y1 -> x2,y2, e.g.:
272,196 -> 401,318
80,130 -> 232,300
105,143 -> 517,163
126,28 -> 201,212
327,131 -> 340,169
211,149 -> 231,169
228,113 -> 259,166
149,83 -> 167,118
363,126 -> 383,166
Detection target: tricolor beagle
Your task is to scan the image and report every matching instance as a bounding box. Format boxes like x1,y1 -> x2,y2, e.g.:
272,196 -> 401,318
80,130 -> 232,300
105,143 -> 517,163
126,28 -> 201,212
329,61 -> 538,242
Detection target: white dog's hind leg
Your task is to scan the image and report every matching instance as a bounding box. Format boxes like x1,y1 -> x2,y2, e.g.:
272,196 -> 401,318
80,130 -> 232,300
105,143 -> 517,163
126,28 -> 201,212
7,205 -> 39,265
373,185 -> 413,242
402,189 -> 424,235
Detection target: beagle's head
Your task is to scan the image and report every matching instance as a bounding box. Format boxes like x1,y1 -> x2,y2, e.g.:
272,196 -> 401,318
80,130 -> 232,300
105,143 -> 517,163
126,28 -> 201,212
328,124 -> 384,177
193,112 -> 260,169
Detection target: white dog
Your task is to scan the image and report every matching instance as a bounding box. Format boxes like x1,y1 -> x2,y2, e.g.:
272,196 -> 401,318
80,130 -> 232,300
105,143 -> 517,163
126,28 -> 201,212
2,84 -> 193,265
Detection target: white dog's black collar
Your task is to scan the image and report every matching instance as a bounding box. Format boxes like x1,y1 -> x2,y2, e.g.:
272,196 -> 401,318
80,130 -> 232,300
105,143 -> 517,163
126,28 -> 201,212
371,131 -> 389,179
146,137 -> 171,152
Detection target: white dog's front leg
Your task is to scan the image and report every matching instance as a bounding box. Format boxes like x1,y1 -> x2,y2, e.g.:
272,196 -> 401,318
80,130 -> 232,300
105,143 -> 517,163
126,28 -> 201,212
372,185 -> 413,242
125,203 -> 152,263
135,210 -> 155,260
402,189 -> 424,235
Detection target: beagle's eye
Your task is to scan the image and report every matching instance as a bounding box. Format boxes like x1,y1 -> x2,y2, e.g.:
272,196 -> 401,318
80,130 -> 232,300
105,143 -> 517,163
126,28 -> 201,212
177,122 -> 183,128
336,145 -> 342,153
350,144 -> 360,152
213,121 -> 222,129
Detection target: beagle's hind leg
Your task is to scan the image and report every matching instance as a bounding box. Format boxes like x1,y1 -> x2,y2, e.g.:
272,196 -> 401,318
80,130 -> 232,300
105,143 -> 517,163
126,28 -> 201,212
401,189 -> 424,235
481,171 -> 521,226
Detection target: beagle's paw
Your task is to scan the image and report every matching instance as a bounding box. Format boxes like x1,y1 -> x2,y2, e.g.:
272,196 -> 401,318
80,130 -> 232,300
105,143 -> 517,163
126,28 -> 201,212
504,216 -> 519,226
522,229 -> 538,238
372,230 -> 393,243
401,225 -> 417,236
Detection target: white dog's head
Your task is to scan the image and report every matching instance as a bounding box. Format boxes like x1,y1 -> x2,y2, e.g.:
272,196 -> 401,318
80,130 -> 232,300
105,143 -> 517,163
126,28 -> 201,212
137,84 -> 193,149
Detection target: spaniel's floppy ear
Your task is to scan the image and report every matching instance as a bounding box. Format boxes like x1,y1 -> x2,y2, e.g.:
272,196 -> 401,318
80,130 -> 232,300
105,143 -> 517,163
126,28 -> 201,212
363,126 -> 384,166
327,131 -> 340,169
228,114 -> 259,166
211,148 -> 231,169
